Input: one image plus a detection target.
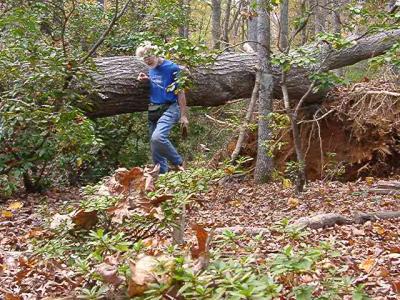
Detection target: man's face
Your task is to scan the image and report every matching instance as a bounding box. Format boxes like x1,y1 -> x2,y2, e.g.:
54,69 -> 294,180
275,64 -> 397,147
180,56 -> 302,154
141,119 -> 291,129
143,55 -> 158,69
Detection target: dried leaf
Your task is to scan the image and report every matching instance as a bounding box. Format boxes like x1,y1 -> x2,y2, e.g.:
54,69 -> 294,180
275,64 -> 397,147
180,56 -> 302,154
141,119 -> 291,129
365,177 -> 374,185
50,214 -> 73,230
377,266 -> 390,278
359,257 -> 375,272
107,199 -> 132,224
1,210 -> 13,218
96,262 -> 123,286
150,194 -> 174,206
5,293 -> 22,300
71,210 -> 98,230
191,224 -> 209,259
144,164 -> 160,192
8,201 -> 23,210
127,255 -> 173,297
392,281 -> 400,294
116,167 -> 145,192
373,224 -> 385,235
287,197 -> 300,208
282,178 -> 293,189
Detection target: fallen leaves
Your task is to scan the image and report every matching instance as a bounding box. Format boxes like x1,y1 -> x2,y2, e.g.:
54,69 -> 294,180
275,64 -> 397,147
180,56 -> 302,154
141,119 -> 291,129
359,257 -> 376,272
71,210 -> 98,230
127,255 -> 174,297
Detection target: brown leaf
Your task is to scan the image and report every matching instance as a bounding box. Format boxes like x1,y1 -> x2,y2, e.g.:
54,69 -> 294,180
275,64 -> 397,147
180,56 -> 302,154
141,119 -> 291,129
191,224 -> 209,259
392,280 -> 400,294
388,246 -> 400,253
150,194 -> 174,206
359,257 -> 375,272
96,262 -> 123,286
72,210 -> 98,230
287,197 -> 300,208
144,164 -> 160,192
1,210 -> 13,219
116,167 -> 145,192
107,199 -> 132,224
5,293 -> 22,300
127,255 -> 173,297
8,201 -> 23,210
377,266 -> 390,278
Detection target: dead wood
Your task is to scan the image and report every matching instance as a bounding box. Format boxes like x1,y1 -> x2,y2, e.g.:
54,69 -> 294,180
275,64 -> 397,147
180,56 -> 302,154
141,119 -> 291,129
86,29 -> 400,117
217,210 -> 400,233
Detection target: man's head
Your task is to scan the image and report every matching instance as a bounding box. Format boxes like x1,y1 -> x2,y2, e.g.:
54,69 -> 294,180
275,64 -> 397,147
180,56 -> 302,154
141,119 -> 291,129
136,42 -> 160,69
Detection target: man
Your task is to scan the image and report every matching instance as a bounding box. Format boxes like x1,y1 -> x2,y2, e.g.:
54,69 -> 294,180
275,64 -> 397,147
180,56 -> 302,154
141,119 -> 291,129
136,42 -> 189,173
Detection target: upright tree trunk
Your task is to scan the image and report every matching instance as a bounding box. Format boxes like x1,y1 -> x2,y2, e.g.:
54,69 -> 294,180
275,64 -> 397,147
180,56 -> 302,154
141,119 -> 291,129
222,0 -> 232,46
300,0 -> 308,44
247,3 -> 258,51
211,0 -> 222,49
333,2 -> 344,77
179,0 -> 190,38
254,0 -> 274,183
314,0 -> 325,33
280,0 -> 289,50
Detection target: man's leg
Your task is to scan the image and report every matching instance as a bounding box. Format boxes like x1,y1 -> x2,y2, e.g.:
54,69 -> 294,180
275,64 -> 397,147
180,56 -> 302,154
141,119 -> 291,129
150,103 -> 183,169
149,119 -> 168,173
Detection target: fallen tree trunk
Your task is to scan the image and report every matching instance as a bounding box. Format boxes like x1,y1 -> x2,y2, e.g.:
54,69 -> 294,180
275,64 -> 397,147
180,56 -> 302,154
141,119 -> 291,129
89,29 -> 400,117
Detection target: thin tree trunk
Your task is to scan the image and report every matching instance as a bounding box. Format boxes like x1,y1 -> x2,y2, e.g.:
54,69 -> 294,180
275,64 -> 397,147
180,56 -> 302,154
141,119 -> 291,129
179,0 -> 190,38
300,0 -> 308,44
222,0 -> 232,46
280,0 -> 289,50
281,72 -> 306,192
231,71 -> 261,162
247,9 -> 258,51
333,2 -> 344,77
254,0 -> 274,183
211,0 -> 222,49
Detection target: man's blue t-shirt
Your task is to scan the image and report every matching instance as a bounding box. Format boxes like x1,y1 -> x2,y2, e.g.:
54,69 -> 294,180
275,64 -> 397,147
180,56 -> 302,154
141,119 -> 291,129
149,60 -> 180,104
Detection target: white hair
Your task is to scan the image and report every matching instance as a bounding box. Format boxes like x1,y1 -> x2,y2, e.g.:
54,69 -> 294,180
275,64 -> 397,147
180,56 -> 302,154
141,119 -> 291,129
135,41 -> 158,57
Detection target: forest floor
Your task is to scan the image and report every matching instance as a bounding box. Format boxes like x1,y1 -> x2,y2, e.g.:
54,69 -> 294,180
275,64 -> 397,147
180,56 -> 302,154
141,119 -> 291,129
1,177 -> 400,299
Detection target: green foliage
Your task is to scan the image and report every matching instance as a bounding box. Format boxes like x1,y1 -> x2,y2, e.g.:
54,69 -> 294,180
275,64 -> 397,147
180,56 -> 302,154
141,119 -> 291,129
285,161 -> 306,183
261,113 -> 290,157
0,2 -> 100,193
310,71 -> 344,92
323,152 -> 346,181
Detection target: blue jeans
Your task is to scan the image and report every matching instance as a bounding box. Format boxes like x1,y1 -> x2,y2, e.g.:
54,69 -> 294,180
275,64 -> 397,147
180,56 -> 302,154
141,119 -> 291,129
148,102 -> 183,174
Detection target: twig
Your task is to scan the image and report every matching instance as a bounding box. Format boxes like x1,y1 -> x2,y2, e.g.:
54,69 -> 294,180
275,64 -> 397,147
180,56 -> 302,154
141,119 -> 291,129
204,114 -> 231,126
297,109 -> 334,124
80,0 -> 132,64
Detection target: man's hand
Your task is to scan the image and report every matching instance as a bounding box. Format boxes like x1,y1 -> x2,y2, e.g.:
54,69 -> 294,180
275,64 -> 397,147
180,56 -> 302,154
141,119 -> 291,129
180,115 -> 189,139
137,72 -> 149,82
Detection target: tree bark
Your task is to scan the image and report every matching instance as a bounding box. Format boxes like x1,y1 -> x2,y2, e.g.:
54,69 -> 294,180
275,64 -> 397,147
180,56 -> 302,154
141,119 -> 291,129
279,0 -> 289,50
86,29 -> 400,117
222,0 -> 232,45
247,10 -> 258,51
254,0 -> 274,183
211,0 -> 222,49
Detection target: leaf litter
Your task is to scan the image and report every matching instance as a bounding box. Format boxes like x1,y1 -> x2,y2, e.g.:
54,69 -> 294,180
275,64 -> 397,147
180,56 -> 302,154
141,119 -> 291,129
0,172 -> 399,299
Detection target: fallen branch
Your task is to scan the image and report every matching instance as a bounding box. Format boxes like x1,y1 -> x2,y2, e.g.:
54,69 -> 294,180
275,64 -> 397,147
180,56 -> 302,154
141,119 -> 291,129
295,210 -> 400,229
213,210 -> 400,234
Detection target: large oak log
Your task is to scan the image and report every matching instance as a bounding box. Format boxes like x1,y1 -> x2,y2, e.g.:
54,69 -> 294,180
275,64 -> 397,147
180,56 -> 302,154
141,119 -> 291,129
89,29 -> 400,117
